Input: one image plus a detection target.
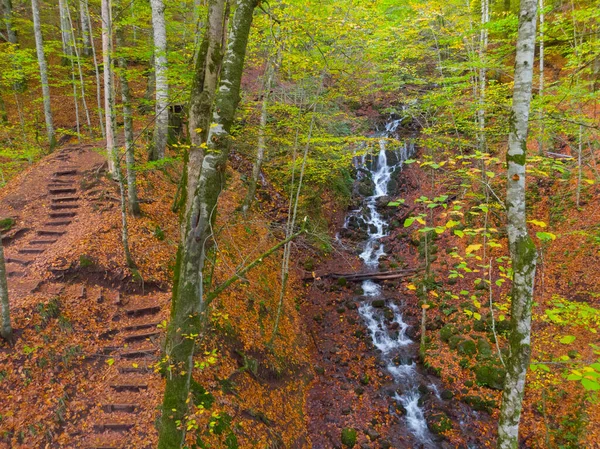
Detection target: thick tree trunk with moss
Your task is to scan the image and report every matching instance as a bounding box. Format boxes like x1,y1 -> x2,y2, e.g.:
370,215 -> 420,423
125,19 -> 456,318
31,0 -> 56,150
157,1 -> 258,447
497,0 -> 538,447
185,0 -> 226,217
116,27 -> 141,216
0,241 -> 12,343
149,0 -> 168,160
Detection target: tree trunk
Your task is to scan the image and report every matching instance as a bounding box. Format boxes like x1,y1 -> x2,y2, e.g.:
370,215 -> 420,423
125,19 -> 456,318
58,0 -> 73,62
241,52 -> 276,214
157,1 -> 258,447
101,0 -> 117,177
477,0 -> 489,152
2,0 -> 17,44
0,90 -> 7,123
185,0 -> 226,217
79,0 -> 92,56
537,0 -> 545,154
149,0 -> 168,160
116,27 -> 141,216
497,0 -> 539,447
0,241 -> 12,343
83,0 -> 105,138
31,0 -> 56,150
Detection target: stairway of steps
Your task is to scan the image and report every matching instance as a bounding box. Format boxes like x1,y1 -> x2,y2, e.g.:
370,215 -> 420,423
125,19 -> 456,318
4,150 -> 80,280
84,297 -> 165,449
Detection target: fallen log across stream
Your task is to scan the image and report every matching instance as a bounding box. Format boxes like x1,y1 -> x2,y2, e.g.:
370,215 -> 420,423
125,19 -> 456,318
302,268 -> 421,282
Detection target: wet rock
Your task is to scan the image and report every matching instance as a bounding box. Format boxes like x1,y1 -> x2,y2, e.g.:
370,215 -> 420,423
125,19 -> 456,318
372,299 -> 385,308
427,411 -> 453,435
342,407 -> 353,415
441,389 -> 454,400
375,196 -> 390,208
365,428 -> 380,441
394,402 -> 406,415
383,308 -> 394,321
388,322 -> 400,331
418,383 -> 430,395
405,326 -> 418,340
380,440 -> 392,449
462,394 -> 497,413
341,428 -> 358,447
346,301 -> 358,310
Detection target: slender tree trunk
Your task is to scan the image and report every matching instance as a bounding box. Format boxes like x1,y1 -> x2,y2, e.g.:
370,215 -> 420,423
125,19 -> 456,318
31,0 -> 56,150
149,0 -> 168,160
576,125 -> 582,207
116,27 -> 141,216
66,0 -> 92,131
58,0 -> 73,63
0,90 -> 7,123
0,241 -> 12,343
186,0 -> 226,217
79,0 -> 92,56
2,0 -> 17,44
82,0 -> 105,138
478,0 -> 489,152
101,0 -> 117,177
242,53 -> 276,214
538,0 -> 545,154
158,2 -> 258,447
497,0 -> 539,447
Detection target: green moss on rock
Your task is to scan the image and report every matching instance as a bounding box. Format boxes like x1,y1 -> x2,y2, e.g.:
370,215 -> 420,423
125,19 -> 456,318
474,364 -> 506,390
341,428 -> 357,447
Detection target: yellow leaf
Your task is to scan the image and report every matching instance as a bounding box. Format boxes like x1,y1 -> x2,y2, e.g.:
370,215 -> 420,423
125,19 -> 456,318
528,219 -> 547,228
465,244 -> 482,254
407,284 -> 417,291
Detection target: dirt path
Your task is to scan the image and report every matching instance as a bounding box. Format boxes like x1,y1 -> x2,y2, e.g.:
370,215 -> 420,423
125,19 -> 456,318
0,146 -> 169,448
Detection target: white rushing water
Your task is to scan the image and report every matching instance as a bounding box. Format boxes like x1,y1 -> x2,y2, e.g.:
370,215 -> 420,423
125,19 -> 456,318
346,119 -> 438,447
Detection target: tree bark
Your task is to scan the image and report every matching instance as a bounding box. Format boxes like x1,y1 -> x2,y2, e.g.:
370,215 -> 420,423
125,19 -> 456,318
116,27 -> 141,216
241,51 -> 276,214
185,0 -> 226,217
0,240 -> 11,343
497,0 -> 539,447
58,0 -> 73,62
2,0 -> 17,44
82,0 -> 105,138
149,0 -> 168,160
537,0 -> 544,154
31,0 -> 56,150
79,0 -> 92,56
157,1 -> 258,447
101,0 -> 117,177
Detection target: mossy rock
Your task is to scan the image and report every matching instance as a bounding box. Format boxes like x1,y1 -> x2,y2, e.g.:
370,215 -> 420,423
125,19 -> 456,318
341,428 -> 357,447
337,277 -> 348,287
477,338 -> 492,358
427,412 -> 452,435
457,339 -> 477,356
474,364 -> 506,390
0,217 -> 15,232
462,394 -> 497,413
448,335 -> 463,349
473,318 -> 487,332
441,389 -> 454,400
372,299 -> 385,308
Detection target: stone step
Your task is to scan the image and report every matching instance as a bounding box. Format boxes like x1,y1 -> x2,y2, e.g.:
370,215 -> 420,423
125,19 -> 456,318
109,384 -> 148,392
18,247 -> 45,254
122,321 -> 161,332
101,404 -> 138,413
53,169 -> 77,176
49,187 -> 77,195
123,331 -> 161,343
37,229 -> 66,236
120,348 -> 157,359
117,365 -> 152,374
49,212 -> 77,218
51,196 -> 79,203
50,203 -> 79,210
44,220 -> 72,227
7,271 -> 25,278
125,305 -> 161,318
49,179 -> 76,185
93,423 -> 134,433
29,239 -> 57,245
88,446 -> 119,449
6,257 -> 34,266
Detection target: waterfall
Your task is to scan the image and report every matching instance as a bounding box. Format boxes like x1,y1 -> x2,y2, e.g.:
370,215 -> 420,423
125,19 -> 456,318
345,118 -> 439,447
